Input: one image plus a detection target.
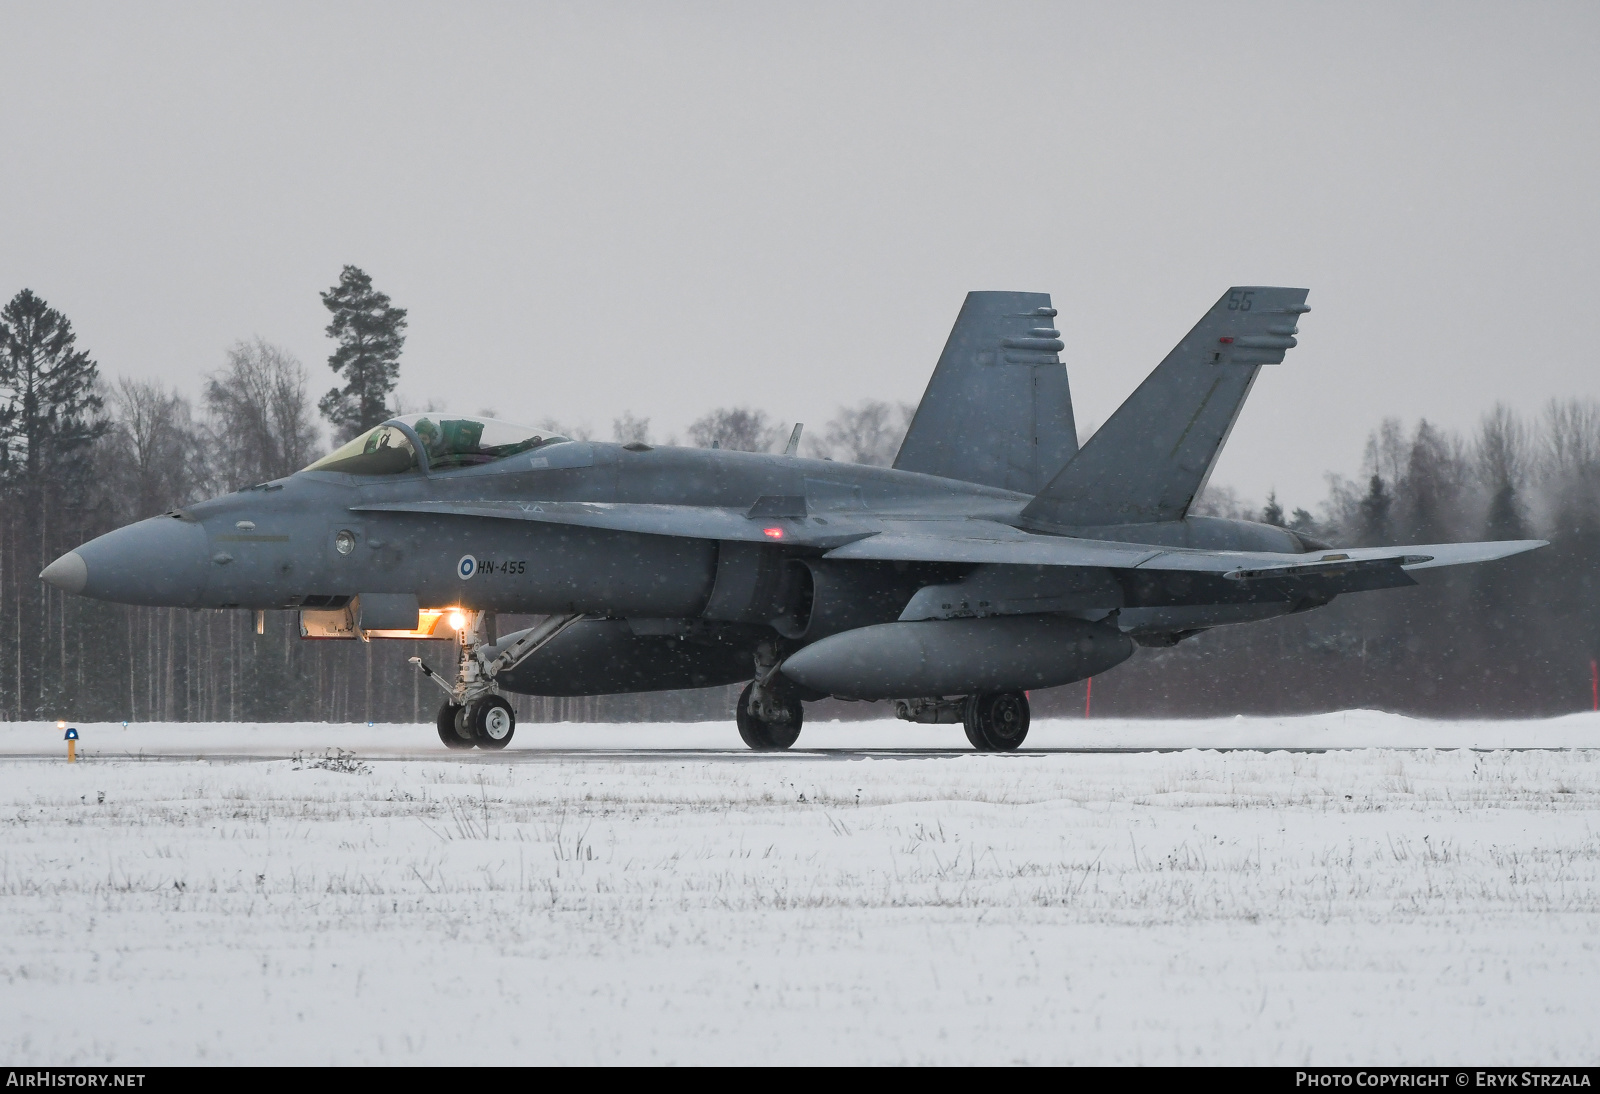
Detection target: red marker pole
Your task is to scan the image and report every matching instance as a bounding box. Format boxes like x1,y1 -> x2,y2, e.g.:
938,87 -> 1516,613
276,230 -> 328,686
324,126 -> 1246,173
1084,677 -> 1092,719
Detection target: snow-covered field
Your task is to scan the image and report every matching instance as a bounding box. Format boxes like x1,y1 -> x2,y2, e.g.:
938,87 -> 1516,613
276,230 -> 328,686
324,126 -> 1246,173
2,713 -> 1598,1065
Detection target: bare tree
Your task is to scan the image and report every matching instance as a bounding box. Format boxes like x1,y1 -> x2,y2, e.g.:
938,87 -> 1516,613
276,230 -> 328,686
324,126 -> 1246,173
1362,416 -> 1408,490
1474,403 -> 1531,539
1537,397 -> 1600,543
612,411 -> 651,445
204,338 -> 321,490
102,378 -> 205,520
1190,484 -> 1256,520
687,406 -> 781,452
1540,397 -> 1600,481
533,416 -> 592,441
389,391 -> 449,416
806,399 -> 915,466
1475,403 -> 1530,491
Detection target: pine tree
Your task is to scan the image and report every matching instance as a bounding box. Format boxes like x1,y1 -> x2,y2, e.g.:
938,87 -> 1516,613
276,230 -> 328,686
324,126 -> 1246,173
317,266 -> 407,442
0,289 -> 109,718
1261,490 -> 1285,526
1357,474 -> 1392,544
0,289 -> 107,485
1399,419 -> 1464,543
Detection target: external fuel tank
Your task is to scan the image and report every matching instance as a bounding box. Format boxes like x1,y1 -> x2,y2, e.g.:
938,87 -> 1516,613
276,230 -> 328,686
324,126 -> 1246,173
777,614 -> 1133,700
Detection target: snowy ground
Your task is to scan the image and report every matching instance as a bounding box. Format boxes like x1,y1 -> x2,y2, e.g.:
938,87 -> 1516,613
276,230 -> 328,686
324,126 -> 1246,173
2,713 -> 1598,1065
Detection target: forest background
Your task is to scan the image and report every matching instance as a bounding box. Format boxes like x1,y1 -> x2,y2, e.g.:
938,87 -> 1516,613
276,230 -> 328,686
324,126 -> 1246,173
4,273 -> 1596,725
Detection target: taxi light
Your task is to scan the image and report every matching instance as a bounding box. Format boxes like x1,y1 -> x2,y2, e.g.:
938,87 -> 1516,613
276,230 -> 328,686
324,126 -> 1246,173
447,610 -> 467,630
762,527 -> 784,540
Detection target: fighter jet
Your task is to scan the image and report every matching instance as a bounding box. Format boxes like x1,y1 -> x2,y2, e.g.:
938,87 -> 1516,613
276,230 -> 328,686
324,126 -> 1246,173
41,287 -> 1543,751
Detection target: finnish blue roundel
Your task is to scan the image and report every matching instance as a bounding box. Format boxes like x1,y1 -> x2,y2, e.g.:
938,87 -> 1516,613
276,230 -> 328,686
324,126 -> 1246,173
457,554 -> 477,580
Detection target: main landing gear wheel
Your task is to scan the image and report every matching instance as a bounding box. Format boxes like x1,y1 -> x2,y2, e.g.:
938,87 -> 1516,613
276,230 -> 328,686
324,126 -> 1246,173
470,695 -> 516,751
436,701 -> 474,749
736,680 -> 804,751
963,691 -> 1030,752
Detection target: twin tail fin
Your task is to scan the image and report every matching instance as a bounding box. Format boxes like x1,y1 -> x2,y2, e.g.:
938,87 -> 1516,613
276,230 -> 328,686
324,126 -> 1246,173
1020,286 -> 1309,529
894,291 -> 1078,495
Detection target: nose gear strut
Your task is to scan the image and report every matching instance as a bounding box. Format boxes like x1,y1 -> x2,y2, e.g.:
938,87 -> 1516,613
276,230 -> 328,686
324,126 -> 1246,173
410,611 -> 586,749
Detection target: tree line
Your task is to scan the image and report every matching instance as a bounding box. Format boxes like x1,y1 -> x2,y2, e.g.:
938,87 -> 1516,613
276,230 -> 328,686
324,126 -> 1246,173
1083,402 -> 1600,720
2,272 -> 1595,723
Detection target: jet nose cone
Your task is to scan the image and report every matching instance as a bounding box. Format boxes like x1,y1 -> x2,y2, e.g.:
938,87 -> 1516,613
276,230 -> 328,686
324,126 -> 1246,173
66,515 -> 212,607
40,551 -> 88,594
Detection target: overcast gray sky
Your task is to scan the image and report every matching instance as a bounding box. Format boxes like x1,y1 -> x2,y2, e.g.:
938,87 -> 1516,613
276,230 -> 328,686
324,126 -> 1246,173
3,1 -> 1596,509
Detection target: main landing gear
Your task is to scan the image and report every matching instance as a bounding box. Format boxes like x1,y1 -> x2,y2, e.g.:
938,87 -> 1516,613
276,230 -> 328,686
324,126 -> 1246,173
413,611 -> 585,751
894,690 -> 1031,751
737,640 -> 804,750
736,679 -> 804,750
962,691 -> 1030,752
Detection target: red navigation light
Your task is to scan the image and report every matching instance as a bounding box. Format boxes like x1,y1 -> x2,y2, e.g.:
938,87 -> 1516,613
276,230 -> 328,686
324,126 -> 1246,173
762,527 -> 784,540
1218,336 -> 1235,344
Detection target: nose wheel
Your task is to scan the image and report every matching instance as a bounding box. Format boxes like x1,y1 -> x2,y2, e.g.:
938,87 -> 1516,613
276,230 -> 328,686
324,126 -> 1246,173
433,697 -> 516,750
471,695 -> 516,750
436,702 -> 474,749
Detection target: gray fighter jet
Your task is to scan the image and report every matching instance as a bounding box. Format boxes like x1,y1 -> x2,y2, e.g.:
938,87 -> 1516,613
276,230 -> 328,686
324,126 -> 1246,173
41,287 -> 1543,751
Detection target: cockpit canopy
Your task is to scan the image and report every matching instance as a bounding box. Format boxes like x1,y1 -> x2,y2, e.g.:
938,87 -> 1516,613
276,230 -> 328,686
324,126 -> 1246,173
302,414 -> 569,475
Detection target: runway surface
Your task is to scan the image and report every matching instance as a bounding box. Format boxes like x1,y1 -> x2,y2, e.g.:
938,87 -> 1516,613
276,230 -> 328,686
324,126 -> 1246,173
3,745 -> 1596,764
4,709 -> 1597,762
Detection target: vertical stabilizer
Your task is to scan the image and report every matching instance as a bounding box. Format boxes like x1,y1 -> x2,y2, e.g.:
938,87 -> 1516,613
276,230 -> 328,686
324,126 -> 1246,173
1020,286 -> 1309,528
893,292 -> 1077,494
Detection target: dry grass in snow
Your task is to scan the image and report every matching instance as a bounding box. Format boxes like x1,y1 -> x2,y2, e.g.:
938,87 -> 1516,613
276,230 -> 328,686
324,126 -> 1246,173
1,735 -> 1597,1064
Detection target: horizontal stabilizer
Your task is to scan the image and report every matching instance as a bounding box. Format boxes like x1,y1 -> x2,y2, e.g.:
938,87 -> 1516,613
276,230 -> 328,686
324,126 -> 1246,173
1022,286 -> 1309,528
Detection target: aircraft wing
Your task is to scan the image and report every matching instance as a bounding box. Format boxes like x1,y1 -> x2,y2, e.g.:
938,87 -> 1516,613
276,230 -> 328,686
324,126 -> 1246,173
353,500 -> 1544,576
821,523 -> 1166,567
348,500 -> 877,548
1143,538 -> 1546,576
825,523 -> 1548,575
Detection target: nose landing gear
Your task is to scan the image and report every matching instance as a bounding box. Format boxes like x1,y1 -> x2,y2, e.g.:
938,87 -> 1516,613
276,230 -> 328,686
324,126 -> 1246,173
412,611 -> 585,750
